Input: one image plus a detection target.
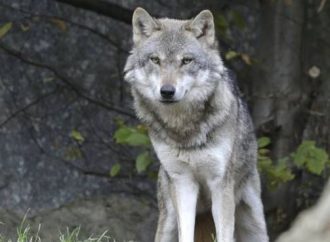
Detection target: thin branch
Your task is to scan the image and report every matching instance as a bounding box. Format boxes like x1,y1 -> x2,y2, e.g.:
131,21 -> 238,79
0,43 -> 135,118
0,88 -> 59,129
55,0 -> 133,24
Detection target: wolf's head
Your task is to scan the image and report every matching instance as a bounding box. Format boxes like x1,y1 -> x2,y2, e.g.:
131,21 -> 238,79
124,8 -> 225,105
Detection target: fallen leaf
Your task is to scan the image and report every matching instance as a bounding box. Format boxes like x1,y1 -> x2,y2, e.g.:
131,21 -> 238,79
70,129 -> 85,144
0,22 -> 12,39
241,53 -> 252,65
20,22 -> 30,32
225,50 -> 240,60
51,18 -> 67,32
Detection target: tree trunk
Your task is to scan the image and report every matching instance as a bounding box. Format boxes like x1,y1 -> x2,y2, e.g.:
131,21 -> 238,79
252,0 -> 306,158
251,0 -> 307,239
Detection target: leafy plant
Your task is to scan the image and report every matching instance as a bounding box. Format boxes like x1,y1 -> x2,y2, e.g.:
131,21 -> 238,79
112,122 -> 329,190
113,122 -> 154,176
257,137 -> 295,190
292,140 -> 329,175
257,137 -> 330,190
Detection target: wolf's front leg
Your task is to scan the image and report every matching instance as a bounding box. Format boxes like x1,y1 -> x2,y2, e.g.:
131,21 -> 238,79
155,167 -> 178,242
209,180 -> 235,242
171,175 -> 199,242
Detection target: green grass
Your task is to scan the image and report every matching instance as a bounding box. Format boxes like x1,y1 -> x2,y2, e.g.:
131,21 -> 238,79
58,228 -> 112,242
0,214 -> 114,242
0,226 -> 113,242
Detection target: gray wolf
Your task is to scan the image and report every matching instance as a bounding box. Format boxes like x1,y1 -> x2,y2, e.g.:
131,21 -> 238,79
124,7 -> 269,242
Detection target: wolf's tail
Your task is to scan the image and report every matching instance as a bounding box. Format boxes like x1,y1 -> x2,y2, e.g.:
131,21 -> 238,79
194,211 -> 216,242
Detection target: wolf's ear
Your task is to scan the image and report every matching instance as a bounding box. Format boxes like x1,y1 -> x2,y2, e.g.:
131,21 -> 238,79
132,7 -> 160,44
187,10 -> 215,46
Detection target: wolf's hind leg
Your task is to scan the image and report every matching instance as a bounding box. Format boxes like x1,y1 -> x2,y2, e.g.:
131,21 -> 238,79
155,167 -> 178,242
235,176 -> 269,242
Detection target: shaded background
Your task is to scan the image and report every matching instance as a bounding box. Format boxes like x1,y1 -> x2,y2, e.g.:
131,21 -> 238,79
0,0 -> 329,241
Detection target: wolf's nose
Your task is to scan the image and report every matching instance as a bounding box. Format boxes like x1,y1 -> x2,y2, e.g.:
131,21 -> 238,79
160,84 -> 176,99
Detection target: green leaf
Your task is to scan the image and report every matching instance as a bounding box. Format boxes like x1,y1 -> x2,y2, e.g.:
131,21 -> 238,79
125,132 -> 150,146
225,50 -> 240,60
258,154 -> 294,190
257,155 -> 272,170
306,158 -> 324,175
275,158 -> 295,181
136,152 -> 153,173
0,22 -> 12,39
258,148 -> 269,155
293,140 -> 329,175
306,147 -> 328,175
292,140 -> 314,166
110,163 -> 121,177
114,127 -> 133,143
114,125 -> 151,146
70,129 -> 85,144
258,137 -> 271,148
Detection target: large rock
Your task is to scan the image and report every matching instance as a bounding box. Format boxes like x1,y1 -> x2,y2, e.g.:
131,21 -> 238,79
0,194 -> 158,241
0,0 -> 203,217
276,180 -> 330,242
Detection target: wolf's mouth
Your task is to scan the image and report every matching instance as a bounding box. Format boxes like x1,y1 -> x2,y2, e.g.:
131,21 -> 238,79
160,99 -> 179,104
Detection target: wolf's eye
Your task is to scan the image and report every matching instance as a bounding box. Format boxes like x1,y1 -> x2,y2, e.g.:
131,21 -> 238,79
181,57 -> 193,65
150,56 -> 161,65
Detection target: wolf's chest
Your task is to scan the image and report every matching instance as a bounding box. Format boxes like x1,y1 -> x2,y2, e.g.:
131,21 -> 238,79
151,136 -> 233,179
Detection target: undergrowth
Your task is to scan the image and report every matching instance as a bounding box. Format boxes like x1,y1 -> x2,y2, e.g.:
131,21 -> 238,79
0,214 -> 114,242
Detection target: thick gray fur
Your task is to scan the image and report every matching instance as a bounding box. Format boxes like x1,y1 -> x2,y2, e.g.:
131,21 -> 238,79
124,7 -> 269,242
